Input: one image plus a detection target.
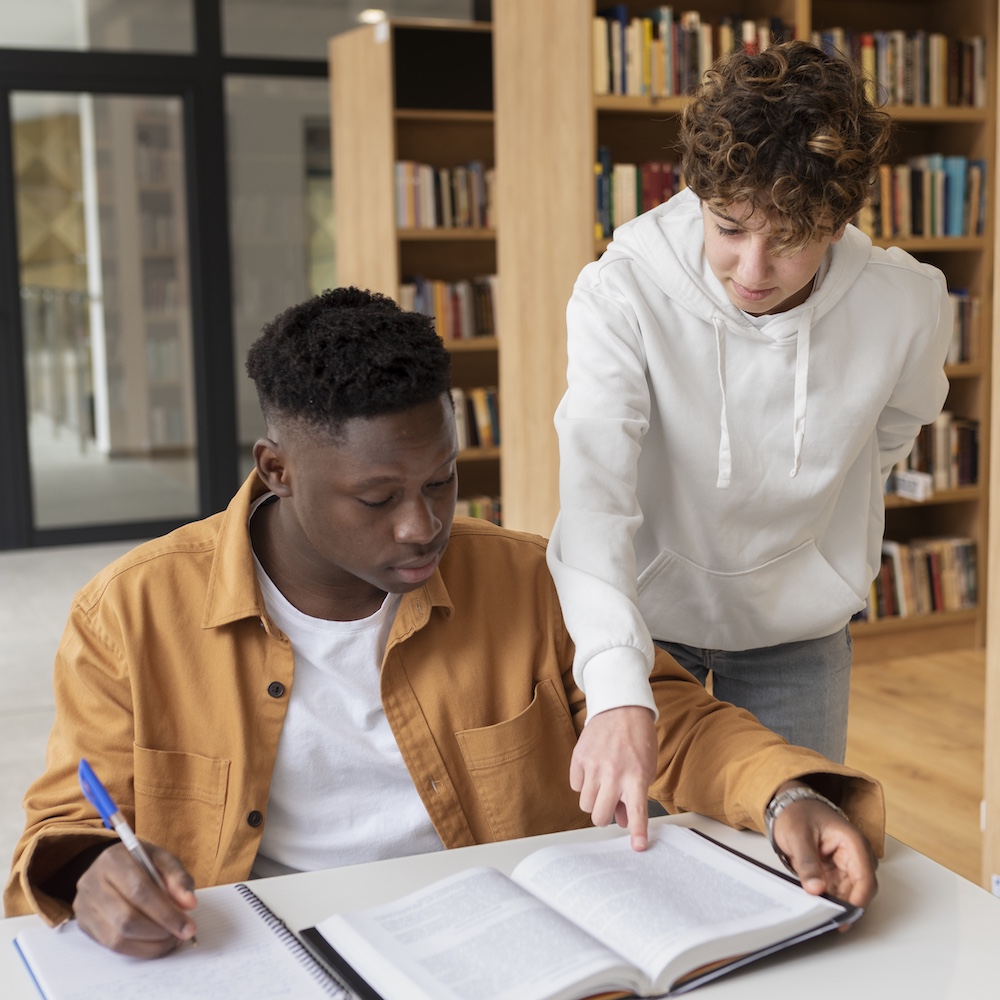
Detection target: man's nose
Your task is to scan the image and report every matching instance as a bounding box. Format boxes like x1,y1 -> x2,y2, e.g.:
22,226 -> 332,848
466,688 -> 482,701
395,495 -> 441,544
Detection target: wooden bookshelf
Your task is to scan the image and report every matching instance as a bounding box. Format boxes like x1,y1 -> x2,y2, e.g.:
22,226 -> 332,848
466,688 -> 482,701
495,0 -> 996,656
985,5 -> 1000,896
329,19 -> 500,505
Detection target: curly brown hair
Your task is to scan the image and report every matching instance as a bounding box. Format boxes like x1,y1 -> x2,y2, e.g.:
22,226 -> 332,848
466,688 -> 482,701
680,41 -> 892,252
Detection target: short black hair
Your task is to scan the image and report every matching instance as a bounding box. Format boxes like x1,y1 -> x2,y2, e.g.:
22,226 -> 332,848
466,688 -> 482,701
246,286 -> 452,438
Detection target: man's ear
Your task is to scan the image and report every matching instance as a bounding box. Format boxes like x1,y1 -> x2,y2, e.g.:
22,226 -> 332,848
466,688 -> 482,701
253,438 -> 292,497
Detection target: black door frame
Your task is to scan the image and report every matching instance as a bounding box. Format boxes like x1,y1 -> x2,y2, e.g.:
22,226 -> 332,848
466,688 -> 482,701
0,0 -> 326,548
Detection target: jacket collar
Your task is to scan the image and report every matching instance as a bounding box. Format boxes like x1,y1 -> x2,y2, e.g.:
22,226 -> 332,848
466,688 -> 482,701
202,472 -> 273,629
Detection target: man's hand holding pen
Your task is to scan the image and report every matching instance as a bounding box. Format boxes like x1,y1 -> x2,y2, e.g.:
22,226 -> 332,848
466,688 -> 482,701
75,759 -> 199,956
73,842 -> 199,958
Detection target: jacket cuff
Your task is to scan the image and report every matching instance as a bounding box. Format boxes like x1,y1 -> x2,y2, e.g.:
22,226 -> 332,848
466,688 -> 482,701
580,647 -> 658,721
758,770 -> 886,859
11,828 -> 118,926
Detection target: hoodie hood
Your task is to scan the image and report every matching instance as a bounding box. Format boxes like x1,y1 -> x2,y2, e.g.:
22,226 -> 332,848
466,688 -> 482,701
604,188 -> 873,487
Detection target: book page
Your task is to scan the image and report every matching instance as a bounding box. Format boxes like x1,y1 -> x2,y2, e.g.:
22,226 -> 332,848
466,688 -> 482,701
511,825 -> 845,992
14,884 -> 346,1000
313,865 -> 645,1000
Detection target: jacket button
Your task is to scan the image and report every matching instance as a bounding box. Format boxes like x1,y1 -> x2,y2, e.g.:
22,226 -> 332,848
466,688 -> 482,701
247,810 -> 263,827
267,681 -> 285,698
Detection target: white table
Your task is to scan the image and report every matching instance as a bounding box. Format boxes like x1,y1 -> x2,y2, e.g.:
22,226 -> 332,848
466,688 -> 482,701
3,813 -> 998,998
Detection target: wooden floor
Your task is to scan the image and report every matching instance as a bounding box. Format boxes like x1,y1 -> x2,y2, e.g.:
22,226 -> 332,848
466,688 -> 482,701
845,648 -> 985,886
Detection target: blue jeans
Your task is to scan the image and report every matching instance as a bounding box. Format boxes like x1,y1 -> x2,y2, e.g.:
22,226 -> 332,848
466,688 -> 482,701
655,626 -> 852,763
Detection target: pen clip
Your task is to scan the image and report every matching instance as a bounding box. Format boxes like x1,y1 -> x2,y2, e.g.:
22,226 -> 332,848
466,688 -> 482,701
78,758 -> 117,830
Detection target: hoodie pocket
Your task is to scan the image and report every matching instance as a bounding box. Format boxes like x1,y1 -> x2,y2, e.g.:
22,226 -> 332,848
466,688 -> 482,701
637,540 -> 864,650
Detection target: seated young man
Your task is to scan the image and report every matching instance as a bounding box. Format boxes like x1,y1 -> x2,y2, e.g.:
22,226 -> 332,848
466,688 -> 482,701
5,288 -> 882,958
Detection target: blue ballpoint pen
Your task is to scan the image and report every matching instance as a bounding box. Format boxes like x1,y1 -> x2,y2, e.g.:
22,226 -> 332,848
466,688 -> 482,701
78,758 -> 197,945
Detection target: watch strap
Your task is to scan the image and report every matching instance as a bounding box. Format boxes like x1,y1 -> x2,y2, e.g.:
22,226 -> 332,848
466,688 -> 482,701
764,786 -> 848,874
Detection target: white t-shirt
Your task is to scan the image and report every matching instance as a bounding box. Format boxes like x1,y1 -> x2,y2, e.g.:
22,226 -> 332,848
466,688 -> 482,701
250,498 -> 443,878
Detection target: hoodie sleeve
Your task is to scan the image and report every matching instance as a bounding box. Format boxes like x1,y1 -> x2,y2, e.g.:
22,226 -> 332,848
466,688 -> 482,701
547,271 -> 659,719
875,264 -> 952,483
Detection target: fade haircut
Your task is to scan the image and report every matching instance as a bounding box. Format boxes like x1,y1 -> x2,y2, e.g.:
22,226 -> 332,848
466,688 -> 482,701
680,40 -> 892,252
246,286 -> 452,440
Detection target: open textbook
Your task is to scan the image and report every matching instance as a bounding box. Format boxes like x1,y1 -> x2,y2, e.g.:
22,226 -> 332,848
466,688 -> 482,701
13,826 -> 859,1000
301,825 -> 861,1000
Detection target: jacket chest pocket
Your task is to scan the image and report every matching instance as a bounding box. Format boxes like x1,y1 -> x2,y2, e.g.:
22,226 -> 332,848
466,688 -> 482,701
133,745 -> 230,883
455,679 -> 585,842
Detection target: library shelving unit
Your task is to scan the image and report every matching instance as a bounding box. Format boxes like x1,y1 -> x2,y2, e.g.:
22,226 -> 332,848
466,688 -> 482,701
494,0 -> 996,662
329,19 -> 500,506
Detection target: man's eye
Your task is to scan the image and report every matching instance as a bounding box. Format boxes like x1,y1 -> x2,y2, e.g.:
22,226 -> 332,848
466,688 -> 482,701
360,496 -> 392,508
428,472 -> 457,490
715,224 -> 740,237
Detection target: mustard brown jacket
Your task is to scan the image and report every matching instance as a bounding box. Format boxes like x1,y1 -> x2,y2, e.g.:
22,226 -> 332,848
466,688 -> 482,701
6,473 -> 884,924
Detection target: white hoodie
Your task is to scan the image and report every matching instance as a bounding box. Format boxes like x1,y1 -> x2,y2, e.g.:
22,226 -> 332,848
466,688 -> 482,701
547,188 -> 952,718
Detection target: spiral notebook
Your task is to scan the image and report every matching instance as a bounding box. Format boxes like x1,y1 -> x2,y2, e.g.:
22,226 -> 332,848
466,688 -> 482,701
13,882 -> 356,1000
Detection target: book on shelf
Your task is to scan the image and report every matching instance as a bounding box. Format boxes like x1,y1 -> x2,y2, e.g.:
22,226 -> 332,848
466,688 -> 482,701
891,468 -> 934,503
394,160 -> 494,230
399,275 -> 497,341
864,536 -> 978,619
593,14 -> 611,96
452,386 -> 470,451
595,145 -> 613,239
945,288 -> 982,365
596,4 -> 628,95
455,493 -> 502,524
452,385 -> 499,450
467,385 -> 499,447
300,826 -> 861,1000
594,14 -> 992,101
859,155 -> 985,240
932,410 -> 953,493
889,411 -> 978,494
595,151 -> 684,239
811,27 -> 985,107
612,162 -> 639,229
966,159 -> 987,236
13,882 -> 351,1000
942,155 -> 968,237
881,540 -> 914,618
591,9 -> 793,98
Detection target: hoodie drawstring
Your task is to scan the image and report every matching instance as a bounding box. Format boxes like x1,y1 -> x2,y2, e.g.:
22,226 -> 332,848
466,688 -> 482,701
713,307 -> 813,488
713,316 -> 731,489
790,307 -> 814,478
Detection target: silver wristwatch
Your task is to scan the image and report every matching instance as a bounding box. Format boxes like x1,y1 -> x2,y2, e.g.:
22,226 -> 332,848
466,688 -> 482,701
764,786 -> 848,874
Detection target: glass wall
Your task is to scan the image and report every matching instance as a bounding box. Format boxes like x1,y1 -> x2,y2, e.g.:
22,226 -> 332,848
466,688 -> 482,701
225,76 -> 334,467
12,92 -> 199,529
0,0 -> 194,52
0,0 -> 484,546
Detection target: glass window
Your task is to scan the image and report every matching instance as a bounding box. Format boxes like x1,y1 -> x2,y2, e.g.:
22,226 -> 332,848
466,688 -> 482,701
0,0 -> 194,53
12,91 -> 199,529
222,0 -> 473,60
225,76 -> 333,469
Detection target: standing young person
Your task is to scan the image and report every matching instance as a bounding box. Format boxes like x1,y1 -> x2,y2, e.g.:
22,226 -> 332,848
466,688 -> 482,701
548,41 -> 951,847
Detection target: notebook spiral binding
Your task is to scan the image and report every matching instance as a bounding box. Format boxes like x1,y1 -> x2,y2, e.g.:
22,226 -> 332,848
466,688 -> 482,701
235,883 -> 353,998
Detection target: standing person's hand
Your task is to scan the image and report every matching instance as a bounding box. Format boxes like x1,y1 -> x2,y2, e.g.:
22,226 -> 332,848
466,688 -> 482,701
73,842 -> 198,957
570,705 -> 657,850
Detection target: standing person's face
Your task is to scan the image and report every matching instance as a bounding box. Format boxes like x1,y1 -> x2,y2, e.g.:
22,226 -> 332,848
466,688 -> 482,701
256,393 -> 458,599
702,201 -> 845,316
